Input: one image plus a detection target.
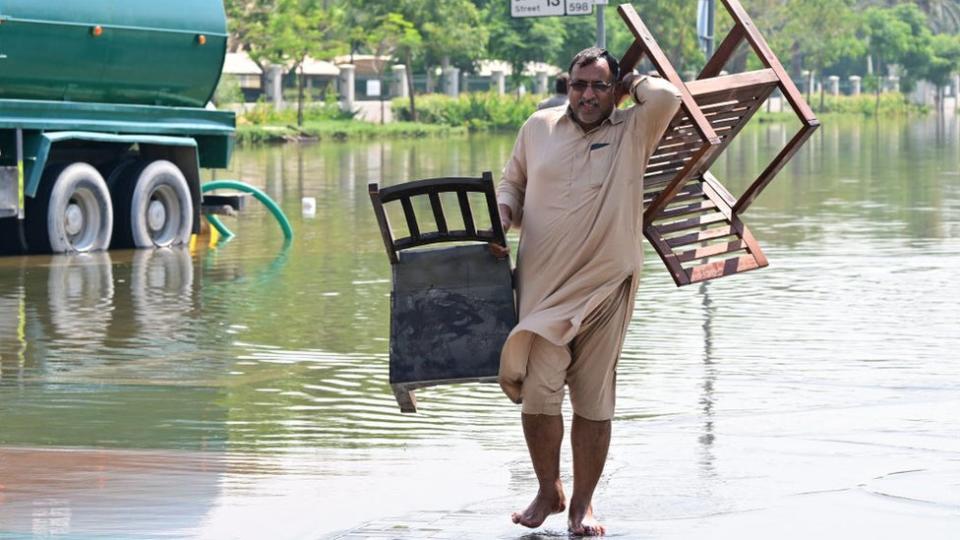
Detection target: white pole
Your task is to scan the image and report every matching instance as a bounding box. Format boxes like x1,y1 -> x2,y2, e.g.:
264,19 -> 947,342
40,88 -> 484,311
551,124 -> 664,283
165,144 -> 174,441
595,0 -> 607,49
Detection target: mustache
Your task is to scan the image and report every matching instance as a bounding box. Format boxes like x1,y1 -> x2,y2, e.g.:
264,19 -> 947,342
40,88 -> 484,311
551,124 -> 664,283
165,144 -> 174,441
577,97 -> 600,107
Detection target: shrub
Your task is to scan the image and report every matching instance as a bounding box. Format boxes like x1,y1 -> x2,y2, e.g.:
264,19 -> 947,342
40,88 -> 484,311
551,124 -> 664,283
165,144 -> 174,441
392,92 -> 540,131
213,74 -> 244,106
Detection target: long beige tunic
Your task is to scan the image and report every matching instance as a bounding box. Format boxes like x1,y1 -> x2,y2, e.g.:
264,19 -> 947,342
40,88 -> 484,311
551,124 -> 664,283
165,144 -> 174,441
497,76 -> 682,385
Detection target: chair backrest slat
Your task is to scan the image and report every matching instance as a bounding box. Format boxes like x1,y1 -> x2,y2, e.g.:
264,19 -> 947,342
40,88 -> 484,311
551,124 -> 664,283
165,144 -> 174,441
457,190 -> 476,237
429,192 -> 448,233
400,196 -> 420,241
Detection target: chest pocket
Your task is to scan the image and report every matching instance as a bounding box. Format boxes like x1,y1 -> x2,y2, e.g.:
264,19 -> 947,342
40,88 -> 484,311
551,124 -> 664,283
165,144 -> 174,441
579,140 -> 617,190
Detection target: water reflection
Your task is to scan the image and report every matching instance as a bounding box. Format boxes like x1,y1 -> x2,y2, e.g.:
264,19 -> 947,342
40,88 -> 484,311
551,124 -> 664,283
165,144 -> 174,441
0,447 -> 224,539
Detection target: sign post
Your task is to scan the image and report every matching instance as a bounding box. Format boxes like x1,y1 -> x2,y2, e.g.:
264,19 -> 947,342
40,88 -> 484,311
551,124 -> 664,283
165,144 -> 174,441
594,0 -> 607,49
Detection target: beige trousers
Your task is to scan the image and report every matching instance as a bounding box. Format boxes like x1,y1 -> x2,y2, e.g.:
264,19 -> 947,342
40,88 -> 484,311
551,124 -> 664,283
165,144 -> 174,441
520,280 -> 632,421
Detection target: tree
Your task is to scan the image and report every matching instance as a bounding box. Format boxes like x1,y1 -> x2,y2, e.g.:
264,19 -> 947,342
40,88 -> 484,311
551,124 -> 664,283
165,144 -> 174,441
486,8 -> 565,95
924,33 -> 960,108
226,0 -> 346,124
264,0 -> 346,126
777,0 -> 864,110
366,13 -> 421,124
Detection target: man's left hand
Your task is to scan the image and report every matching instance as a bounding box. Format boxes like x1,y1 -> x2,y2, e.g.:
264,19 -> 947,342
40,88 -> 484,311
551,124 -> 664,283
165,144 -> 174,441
615,73 -> 639,106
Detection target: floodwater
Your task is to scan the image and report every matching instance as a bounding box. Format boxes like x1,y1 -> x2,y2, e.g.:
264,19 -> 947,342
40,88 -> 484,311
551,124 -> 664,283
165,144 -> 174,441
1,116 -> 958,539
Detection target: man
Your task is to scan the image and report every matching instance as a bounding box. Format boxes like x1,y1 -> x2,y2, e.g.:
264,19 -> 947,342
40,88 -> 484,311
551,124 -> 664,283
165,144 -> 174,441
490,48 -> 681,536
537,73 -> 569,110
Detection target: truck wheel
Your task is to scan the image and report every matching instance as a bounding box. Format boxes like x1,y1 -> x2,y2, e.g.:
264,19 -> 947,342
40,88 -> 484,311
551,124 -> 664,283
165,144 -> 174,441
113,160 -> 193,248
27,163 -> 114,253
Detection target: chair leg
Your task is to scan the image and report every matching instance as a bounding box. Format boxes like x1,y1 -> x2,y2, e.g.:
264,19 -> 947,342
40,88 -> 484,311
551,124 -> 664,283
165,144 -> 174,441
392,383 -> 418,413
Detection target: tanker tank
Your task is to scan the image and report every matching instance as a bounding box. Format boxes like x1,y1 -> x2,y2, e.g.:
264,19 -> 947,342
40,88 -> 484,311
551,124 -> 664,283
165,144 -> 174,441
0,0 -> 227,108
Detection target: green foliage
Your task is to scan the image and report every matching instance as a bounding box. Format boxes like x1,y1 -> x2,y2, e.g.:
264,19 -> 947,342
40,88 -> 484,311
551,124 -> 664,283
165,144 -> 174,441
213,74 -> 245,106
391,92 -> 540,131
240,97 -> 353,126
235,120 -> 464,145
486,13 -> 565,88
817,93 -> 923,115
925,33 -> 960,87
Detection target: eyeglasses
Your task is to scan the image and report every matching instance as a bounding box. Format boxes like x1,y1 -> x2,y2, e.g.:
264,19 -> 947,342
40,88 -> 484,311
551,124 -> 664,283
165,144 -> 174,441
569,80 -> 614,93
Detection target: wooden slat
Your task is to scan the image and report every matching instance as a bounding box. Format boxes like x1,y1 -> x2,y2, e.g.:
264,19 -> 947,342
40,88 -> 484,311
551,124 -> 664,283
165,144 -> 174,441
429,192 -> 447,233
676,240 -> 748,263
653,137 -> 709,156
699,23 -> 745,79
644,169 -> 685,189
457,190 -> 476,236
687,255 -> 762,283
643,228 -> 690,286
733,219 -> 768,267
663,124 -> 733,146
620,41 -> 645,78
644,182 -> 703,205
647,152 -> 698,173
368,183 -> 398,264
645,144 -> 717,225
394,229 -> 497,251
693,86 -> 773,109
665,225 -> 735,248
687,69 -> 779,100
658,199 -> 717,220
688,85 -> 777,175
651,139 -> 707,158
701,171 -> 737,209
481,171 -> 507,247
655,212 -> 729,235
667,101 -> 752,128
378,176 -> 489,203
400,196 -> 420,240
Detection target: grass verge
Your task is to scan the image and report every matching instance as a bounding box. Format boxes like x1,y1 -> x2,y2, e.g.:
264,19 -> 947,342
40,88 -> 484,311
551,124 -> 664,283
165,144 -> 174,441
235,120 -> 466,145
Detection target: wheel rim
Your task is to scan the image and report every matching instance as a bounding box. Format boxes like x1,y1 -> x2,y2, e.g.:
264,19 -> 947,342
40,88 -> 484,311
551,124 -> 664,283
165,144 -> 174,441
143,182 -> 182,246
61,189 -> 101,251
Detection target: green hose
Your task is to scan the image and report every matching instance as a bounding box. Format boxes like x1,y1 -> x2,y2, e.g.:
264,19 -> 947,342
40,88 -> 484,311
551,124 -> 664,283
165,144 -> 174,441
201,180 -> 293,242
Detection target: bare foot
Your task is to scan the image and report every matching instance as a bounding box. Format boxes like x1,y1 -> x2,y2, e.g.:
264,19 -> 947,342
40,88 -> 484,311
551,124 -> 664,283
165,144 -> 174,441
568,504 -> 605,536
511,483 -> 566,529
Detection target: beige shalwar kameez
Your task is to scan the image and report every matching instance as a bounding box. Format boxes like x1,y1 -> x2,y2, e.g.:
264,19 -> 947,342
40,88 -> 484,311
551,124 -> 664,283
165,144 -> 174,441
497,76 -> 682,420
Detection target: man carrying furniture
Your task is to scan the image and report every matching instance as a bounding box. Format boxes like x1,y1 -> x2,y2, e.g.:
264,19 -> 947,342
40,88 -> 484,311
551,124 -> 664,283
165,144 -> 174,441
490,47 -> 681,536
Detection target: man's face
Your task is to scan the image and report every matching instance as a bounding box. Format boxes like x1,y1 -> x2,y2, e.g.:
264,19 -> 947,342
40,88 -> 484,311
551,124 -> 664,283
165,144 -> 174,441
568,59 -> 616,130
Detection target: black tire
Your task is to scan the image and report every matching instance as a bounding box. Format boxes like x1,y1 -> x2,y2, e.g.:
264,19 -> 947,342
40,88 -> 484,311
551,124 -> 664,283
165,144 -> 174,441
112,160 -> 193,249
25,163 -> 113,253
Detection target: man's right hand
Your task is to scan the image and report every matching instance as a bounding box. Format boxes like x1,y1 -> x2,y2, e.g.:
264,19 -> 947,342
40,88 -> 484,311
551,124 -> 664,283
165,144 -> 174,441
489,204 -> 512,259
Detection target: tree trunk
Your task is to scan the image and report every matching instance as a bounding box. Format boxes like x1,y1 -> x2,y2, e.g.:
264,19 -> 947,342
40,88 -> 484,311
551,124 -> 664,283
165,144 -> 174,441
297,62 -> 305,127
378,71 -> 385,125
405,50 -> 417,122
875,57 -> 882,115
819,69 -> 825,112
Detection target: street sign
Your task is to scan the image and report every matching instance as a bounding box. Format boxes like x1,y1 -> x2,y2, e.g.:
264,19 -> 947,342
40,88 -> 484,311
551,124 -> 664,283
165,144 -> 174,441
512,0 -> 564,17
511,0 -> 594,18
565,1 -> 593,16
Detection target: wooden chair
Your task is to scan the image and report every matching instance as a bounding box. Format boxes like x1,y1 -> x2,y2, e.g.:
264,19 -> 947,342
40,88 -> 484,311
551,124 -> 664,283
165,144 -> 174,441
369,173 -> 516,412
617,1 -> 820,286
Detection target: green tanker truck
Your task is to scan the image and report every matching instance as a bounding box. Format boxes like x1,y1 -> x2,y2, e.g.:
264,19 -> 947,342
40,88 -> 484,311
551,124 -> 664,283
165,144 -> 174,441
0,0 -> 235,253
